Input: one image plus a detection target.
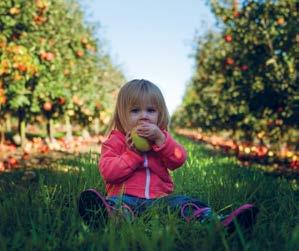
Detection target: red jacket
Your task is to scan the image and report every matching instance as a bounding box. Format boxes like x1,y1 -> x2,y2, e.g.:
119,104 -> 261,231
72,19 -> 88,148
99,129 -> 187,199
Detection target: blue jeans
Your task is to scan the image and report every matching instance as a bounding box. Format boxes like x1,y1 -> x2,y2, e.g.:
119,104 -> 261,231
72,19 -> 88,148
106,194 -> 213,222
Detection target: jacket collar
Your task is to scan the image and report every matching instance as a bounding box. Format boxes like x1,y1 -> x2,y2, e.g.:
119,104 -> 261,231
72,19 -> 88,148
109,129 -> 126,142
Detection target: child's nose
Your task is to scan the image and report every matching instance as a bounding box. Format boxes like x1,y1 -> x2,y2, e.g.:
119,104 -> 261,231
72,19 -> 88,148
140,111 -> 150,120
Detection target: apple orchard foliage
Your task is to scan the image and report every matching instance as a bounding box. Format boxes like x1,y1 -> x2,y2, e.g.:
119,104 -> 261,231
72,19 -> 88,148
0,0 -> 124,133
173,0 -> 298,147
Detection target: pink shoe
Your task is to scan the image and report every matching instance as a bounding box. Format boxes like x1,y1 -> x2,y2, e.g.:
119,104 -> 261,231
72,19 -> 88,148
78,189 -> 112,229
78,189 -> 135,229
180,202 -> 212,223
221,204 -> 259,233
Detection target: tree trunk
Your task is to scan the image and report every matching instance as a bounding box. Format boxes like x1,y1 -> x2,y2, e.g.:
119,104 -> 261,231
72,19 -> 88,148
18,118 -> 26,148
94,117 -> 100,135
233,0 -> 238,11
65,115 -> 72,141
82,128 -> 90,139
47,118 -> 54,142
0,120 -> 4,145
6,113 -> 11,132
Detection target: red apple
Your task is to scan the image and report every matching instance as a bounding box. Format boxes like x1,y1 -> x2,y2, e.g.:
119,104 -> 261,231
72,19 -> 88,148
43,102 -> 52,111
226,57 -> 234,65
40,51 -> 47,60
276,17 -> 285,25
34,15 -> 46,25
8,156 -> 18,167
76,50 -> 84,57
224,35 -> 232,42
46,52 -> 54,61
57,97 -> 65,105
233,11 -> 240,18
40,145 -> 49,154
18,64 -> 27,72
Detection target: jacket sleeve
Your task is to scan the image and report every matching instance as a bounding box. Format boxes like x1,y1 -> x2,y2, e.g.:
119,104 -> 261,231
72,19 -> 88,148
99,136 -> 144,184
152,131 -> 187,170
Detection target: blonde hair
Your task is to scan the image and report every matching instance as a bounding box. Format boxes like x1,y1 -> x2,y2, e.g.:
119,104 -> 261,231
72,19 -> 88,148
107,79 -> 170,134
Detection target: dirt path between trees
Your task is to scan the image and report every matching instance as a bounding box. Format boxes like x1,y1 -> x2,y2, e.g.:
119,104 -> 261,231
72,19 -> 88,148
0,135 -> 106,171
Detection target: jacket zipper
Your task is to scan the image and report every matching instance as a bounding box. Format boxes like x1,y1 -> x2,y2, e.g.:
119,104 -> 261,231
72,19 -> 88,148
144,154 -> 150,199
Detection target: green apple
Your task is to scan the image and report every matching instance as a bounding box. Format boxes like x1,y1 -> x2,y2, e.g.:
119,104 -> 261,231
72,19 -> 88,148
131,127 -> 151,152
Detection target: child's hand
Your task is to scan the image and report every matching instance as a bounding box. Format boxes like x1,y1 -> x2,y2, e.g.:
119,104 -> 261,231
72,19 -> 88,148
136,122 -> 166,147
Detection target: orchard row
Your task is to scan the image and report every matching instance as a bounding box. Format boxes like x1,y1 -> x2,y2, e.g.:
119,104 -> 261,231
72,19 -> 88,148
0,0 -> 124,146
172,0 -> 298,150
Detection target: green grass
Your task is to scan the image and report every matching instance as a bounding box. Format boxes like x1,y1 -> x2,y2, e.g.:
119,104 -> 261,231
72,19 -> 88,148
0,135 -> 298,251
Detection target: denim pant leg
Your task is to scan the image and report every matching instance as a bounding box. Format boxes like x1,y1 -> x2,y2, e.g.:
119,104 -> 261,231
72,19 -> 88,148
106,195 -> 153,216
155,195 -> 213,222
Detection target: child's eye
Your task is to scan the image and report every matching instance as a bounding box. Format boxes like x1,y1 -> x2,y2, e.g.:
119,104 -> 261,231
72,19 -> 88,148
130,108 -> 140,113
147,108 -> 156,113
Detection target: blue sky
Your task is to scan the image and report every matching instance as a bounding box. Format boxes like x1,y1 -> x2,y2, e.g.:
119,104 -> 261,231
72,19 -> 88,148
80,0 -> 217,115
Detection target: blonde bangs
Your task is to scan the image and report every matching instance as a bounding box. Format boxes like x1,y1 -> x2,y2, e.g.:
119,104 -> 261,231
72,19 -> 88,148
109,79 -> 170,133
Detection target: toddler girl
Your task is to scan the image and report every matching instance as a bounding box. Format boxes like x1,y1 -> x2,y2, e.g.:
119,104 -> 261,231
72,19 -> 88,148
78,79 -> 258,232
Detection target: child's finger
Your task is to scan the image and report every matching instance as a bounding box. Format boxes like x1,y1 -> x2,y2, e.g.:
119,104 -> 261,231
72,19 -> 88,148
137,131 -> 149,137
137,126 -> 150,132
137,124 -> 149,130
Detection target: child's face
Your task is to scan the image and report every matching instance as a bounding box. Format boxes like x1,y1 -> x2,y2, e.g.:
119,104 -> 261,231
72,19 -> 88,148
127,102 -> 158,131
